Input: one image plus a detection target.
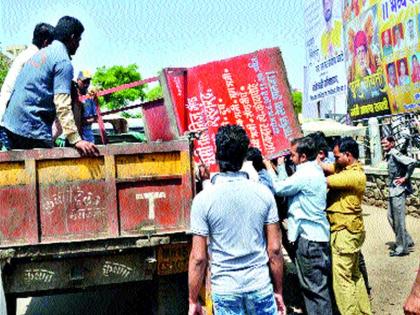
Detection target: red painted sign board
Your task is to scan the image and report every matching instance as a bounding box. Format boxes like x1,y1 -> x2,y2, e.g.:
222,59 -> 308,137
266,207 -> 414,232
118,179 -> 191,236
163,48 -> 302,171
0,187 -> 38,245
39,182 -> 115,242
142,99 -> 177,142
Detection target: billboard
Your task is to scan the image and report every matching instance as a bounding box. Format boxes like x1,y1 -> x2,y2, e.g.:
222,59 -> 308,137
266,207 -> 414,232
304,0 -> 348,111
345,3 -> 392,119
343,0 -> 379,22
378,0 -> 420,114
163,48 -> 302,171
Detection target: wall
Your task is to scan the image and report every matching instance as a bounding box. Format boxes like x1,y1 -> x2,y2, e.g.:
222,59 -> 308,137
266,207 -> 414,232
364,165 -> 420,218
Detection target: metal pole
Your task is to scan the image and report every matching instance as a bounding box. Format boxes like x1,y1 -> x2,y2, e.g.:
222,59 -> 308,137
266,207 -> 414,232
368,117 -> 382,166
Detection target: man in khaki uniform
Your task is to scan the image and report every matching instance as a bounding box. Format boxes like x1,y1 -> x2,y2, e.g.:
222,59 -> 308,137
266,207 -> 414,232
326,137 -> 372,315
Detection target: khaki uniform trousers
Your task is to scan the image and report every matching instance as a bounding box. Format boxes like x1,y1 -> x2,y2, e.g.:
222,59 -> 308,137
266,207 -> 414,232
331,229 -> 372,315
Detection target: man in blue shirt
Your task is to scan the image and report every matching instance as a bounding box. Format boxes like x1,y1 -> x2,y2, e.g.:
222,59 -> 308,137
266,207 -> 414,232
188,125 -> 286,315
2,16 -> 98,156
267,136 -> 333,315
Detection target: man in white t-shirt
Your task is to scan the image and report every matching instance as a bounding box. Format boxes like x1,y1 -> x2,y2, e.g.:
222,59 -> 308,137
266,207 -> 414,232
0,23 -> 54,121
188,124 -> 286,315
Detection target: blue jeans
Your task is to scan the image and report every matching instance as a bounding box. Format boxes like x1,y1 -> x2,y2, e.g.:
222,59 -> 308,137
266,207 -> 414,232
212,284 -> 277,315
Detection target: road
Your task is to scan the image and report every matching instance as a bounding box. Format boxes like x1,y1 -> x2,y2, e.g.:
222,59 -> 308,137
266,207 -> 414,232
361,205 -> 419,315
16,205 -> 420,315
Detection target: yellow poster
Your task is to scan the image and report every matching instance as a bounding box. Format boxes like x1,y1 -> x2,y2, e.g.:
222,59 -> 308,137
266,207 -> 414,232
345,4 -> 391,119
343,0 -> 380,22
378,0 -> 420,114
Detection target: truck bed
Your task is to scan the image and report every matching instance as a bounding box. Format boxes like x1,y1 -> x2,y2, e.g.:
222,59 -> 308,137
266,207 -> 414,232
0,140 -> 194,247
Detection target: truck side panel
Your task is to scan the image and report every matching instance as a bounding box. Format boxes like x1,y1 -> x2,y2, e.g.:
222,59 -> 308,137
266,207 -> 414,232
0,141 -> 193,247
0,161 -> 38,245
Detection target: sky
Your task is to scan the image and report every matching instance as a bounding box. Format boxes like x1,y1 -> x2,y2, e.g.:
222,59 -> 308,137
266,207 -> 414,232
0,0 -> 305,90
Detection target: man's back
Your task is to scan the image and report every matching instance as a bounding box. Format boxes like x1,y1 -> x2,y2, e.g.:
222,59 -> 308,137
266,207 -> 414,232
289,161 -> 329,241
190,172 -> 278,294
3,40 -> 73,143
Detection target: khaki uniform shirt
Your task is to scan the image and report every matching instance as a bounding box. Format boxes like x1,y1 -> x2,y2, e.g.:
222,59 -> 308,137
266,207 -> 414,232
327,162 -> 366,233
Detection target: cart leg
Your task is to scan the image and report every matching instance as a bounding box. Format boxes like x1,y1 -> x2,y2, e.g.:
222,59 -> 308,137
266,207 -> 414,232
5,294 -> 16,315
154,273 -> 188,315
0,269 -> 8,315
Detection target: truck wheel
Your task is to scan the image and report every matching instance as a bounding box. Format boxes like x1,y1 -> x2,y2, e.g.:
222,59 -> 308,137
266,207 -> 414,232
5,294 -> 16,315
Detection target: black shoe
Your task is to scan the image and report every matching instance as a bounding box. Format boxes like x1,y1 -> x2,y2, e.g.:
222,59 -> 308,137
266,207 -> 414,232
408,242 -> 415,248
389,250 -> 409,257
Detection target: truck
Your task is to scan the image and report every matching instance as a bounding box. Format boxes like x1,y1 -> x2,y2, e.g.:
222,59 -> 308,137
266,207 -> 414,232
0,47 -> 301,314
0,139 -> 195,314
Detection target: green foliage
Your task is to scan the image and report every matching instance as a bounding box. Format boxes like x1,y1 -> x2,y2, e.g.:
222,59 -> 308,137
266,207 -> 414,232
121,111 -> 142,119
92,64 -> 146,110
0,47 -> 11,87
146,85 -> 163,101
292,90 -> 302,114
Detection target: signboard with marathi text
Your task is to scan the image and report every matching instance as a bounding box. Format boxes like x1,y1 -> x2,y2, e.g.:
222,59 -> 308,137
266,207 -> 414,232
378,0 -> 420,114
345,3 -> 392,119
163,48 -> 302,171
304,0 -> 348,106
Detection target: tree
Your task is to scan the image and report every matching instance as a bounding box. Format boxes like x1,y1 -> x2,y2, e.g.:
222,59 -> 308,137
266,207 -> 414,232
292,90 -> 302,114
146,85 -> 163,101
0,47 -> 11,87
92,64 -> 147,110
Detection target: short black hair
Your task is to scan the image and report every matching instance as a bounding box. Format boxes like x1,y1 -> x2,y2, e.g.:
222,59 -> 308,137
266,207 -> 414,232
296,136 -> 318,161
54,16 -> 84,43
216,124 -> 249,172
32,23 -> 54,49
290,137 -> 303,146
246,147 -> 265,172
384,135 -> 396,143
308,132 -> 329,156
336,136 -> 359,159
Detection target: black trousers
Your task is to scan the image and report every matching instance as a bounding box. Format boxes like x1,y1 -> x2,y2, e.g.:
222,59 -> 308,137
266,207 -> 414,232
294,237 -> 334,315
5,129 -> 52,150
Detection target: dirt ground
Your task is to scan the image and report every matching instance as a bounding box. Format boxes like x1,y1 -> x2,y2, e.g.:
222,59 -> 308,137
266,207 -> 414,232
362,205 -> 419,315
283,204 -> 420,315
16,204 -> 420,315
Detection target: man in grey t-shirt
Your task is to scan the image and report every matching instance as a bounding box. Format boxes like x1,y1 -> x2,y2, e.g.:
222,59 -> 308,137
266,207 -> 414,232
188,125 -> 286,315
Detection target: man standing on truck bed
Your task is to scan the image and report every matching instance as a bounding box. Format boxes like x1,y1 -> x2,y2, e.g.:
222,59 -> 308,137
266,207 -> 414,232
0,22 -> 55,150
188,124 -> 286,315
0,23 -> 55,123
1,16 -> 98,156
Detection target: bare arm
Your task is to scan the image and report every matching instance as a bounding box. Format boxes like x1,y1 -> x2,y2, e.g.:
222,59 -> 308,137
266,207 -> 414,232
404,264 -> 420,315
188,235 -> 207,314
265,223 -> 286,314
